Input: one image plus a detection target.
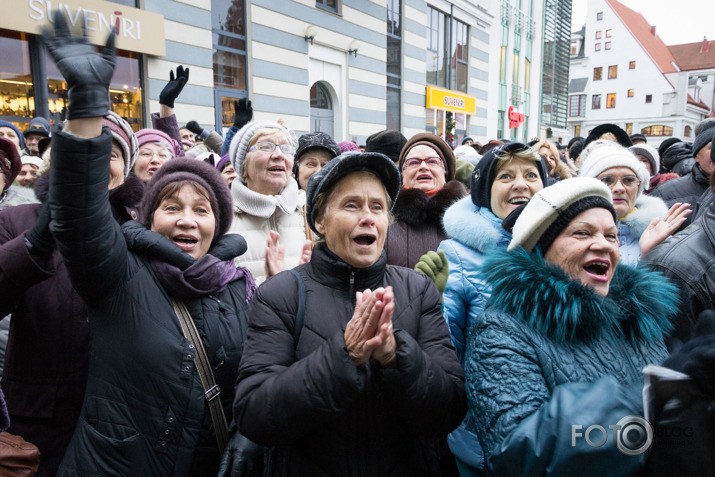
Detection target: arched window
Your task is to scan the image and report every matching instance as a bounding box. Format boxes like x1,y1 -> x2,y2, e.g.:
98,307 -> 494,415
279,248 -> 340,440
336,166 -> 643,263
640,125 -> 673,137
310,82 -> 332,109
684,125 -> 692,137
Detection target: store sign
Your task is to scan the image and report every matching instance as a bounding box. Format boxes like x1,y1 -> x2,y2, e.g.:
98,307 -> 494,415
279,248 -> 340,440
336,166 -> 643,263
508,105 -> 525,128
6,0 -> 166,56
425,86 -> 476,115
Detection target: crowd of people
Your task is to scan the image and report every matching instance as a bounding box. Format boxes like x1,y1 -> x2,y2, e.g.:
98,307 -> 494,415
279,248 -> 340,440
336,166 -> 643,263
0,10 -> 714,477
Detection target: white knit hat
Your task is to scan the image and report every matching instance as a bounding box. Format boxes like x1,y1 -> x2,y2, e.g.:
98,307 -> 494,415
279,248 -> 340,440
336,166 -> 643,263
628,144 -> 660,178
579,144 -> 649,196
20,155 -> 43,168
228,120 -> 298,185
507,177 -> 614,252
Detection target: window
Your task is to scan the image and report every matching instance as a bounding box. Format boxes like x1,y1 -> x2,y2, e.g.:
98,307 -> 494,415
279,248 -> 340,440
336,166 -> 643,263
625,123 -> 632,135
451,18 -> 469,92
628,89 -> 634,97
608,65 -> 617,79
605,29 -> 612,38
569,95 -> 587,117
592,94 -> 601,109
316,0 -> 338,13
605,41 -> 611,50
593,67 -> 603,80
386,0 -> 401,131
574,125 -> 581,137
597,12 -> 603,20
212,0 -> 248,128
684,125 -> 692,137
641,125 -> 673,137
645,94 -> 653,103
426,8 -> 469,93
426,7 -> 447,88
606,93 -> 616,108
629,61 -> 636,69
595,43 -> 601,51
524,59 -> 531,92
499,46 -> 507,83
596,31 -> 602,39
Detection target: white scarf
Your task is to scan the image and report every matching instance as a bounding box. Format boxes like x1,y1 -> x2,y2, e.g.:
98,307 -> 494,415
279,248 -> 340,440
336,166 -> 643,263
231,177 -> 301,218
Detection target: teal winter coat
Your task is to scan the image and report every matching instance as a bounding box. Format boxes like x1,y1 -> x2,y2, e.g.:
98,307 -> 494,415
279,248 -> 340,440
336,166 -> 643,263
466,248 -> 678,477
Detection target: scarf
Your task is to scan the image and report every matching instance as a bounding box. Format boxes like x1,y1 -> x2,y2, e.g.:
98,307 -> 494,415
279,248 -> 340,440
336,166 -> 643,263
231,177 -> 302,218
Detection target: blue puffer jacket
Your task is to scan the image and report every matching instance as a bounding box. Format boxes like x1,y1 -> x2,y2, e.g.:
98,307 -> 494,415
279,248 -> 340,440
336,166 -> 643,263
466,248 -> 678,477
617,194 -> 668,266
438,197 -> 510,472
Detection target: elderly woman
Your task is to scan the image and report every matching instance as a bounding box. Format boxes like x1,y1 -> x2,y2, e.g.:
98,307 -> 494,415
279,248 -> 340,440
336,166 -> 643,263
0,137 -> 22,209
227,120 -> 311,283
133,128 -> 180,182
42,14 -> 255,475
579,143 -> 690,265
215,154 -> 237,187
437,142 -> 546,474
465,178 -> 679,476
383,132 -> 467,268
293,131 -> 341,190
535,139 -> 572,181
233,152 -> 467,476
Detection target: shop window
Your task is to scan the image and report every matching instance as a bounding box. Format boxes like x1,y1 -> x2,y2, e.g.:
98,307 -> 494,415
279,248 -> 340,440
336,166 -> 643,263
606,29 -> 612,38
451,19 -> 469,93
605,41 -> 611,50
595,31 -> 602,39
595,43 -> 601,51
592,94 -> 601,109
593,67 -> 602,80
608,65 -> 617,79
597,12 -> 603,20
316,0 -> 339,13
629,61 -> 636,69
684,125 -> 692,137
625,123 -> 632,135
645,94 -> 652,103
641,125 -> 673,137
0,30 -> 34,131
606,93 -> 616,108
628,89 -> 634,98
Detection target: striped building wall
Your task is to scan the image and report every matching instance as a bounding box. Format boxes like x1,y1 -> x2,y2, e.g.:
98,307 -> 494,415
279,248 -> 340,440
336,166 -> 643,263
469,23 -> 490,137
403,0 -> 428,138
143,0 -> 216,127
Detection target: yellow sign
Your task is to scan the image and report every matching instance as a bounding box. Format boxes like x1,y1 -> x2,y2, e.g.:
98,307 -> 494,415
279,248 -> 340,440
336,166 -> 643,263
5,0 -> 166,57
425,86 -> 476,115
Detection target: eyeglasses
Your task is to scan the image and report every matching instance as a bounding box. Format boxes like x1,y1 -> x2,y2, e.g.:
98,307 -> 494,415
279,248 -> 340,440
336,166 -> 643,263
138,149 -> 173,161
248,141 -> 295,156
403,157 -> 444,169
597,175 -> 640,189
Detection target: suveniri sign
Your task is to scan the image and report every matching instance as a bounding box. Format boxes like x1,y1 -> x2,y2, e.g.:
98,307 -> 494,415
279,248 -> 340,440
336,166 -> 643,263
425,86 -> 477,115
4,0 -> 166,56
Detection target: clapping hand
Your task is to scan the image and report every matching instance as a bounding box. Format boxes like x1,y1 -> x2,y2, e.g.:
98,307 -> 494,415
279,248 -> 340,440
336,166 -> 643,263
264,230 -> 286,279
639,202 -> 691,256
345,287 -> 396,367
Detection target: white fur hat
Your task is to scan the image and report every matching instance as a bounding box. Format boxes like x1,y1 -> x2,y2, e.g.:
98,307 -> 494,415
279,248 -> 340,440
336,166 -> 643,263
20,155 -> 43,168
579,144 -> 649,196
228,120 -> 298,185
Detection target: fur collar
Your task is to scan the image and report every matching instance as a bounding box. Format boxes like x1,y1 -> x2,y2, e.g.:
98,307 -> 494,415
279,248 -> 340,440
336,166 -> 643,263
109,176 -> 145,209
621,194 -> 668,236
392,180 -> 466,232
481,247 -> 677,344
442,196 -> 510,253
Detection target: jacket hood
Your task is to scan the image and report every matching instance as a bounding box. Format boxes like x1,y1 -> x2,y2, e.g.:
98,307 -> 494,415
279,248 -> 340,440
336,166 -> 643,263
480,247 -> 677,344
392,180 -> 466,233
442,196 -> 509,253
622,194 -> 668,236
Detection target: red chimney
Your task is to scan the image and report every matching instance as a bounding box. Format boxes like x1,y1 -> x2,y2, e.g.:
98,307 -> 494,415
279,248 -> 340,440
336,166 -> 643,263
650,26 -> 656,36
702,37 -> 710,53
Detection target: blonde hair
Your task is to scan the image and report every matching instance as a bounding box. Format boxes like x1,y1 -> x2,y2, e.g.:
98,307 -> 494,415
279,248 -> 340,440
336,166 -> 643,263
535,140 -> 571,179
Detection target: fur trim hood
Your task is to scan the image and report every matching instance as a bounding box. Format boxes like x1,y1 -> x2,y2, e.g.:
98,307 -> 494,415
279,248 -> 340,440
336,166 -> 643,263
621,193 -> 668,236
480,247 -> 678,344
392,180 -> 466,233
442,196 -> 510,253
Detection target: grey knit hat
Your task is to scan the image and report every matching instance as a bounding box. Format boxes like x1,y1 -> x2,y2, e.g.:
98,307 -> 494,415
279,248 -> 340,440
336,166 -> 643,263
228,120 -> 298,185
102,111 -> 138,177
692,127 -> 715,158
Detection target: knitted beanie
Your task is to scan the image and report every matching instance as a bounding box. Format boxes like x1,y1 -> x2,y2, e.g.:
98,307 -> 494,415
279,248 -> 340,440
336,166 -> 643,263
507,177 -> 615,253
692,127 -> 715,158
0,121 -> 25,150
23,117 -> 50,138
338,141 -> 360,153
584,123 -> 632,149
228,120 -> 298,185
136,128 -> 182,159
629,144 -> 660,177
365,130 -> 407,163
103,111 -> 138,177
216,153 -> 231,173
398,132 -> 456,182
695,118 -> 715,137
0,137 -> 21,193
142,158 -> 233,240
20,155 -> 43,168
579,144 -> 649,196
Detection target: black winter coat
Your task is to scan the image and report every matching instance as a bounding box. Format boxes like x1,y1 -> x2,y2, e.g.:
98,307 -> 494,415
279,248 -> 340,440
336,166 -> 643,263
233,244 -> 467,477
644,197 -> 715,347
0,173 -> 142,477
651,163 -> 710,230
384,180 -> 466,268
48,129 -> 250,477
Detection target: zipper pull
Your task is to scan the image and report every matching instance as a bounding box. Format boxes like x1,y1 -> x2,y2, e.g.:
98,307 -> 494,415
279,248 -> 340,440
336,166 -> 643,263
349,269 -> 355,299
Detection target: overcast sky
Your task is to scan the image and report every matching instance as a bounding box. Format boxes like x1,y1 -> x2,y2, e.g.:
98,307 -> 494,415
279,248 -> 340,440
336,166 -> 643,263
571,0 -> 714,46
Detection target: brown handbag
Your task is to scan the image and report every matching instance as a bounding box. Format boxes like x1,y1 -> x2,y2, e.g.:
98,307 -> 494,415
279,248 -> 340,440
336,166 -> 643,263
0,431 -> 40,476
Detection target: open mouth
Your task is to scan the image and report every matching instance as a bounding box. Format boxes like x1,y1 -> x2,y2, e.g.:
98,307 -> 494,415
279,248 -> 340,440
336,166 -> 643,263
353,234 -> 376,247
508,197 -> 530,205
416,174 -> 432,181
267,166 -> 285,173
583,259 -> 610,281
173,235 -> 198,251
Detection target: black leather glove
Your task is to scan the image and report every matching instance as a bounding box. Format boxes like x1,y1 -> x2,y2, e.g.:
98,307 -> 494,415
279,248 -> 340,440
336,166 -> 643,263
217,432 -> 264,477
185,120 -> 208,141
159,65 -> 189,108
25,201 -> 55,257
663,311 -> 715,396
41,10 -> 116,119
233,99 -> 253,130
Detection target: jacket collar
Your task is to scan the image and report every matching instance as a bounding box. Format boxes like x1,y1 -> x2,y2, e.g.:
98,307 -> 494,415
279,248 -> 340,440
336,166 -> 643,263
308,243 -> 386,295
392,180 -> 466,232
480,247 -> 677,344
442,196 -> 510,253
231,177 -> 303,218
619,194 -> 669,237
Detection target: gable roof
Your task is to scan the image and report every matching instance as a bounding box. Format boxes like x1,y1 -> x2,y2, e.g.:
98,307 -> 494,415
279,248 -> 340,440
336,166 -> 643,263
606,0 -> 679,74
669,40 -> 715,71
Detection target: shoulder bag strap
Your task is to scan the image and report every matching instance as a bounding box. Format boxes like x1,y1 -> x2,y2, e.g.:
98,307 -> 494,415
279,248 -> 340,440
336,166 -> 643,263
170,298 -> 229,454
288,269 -> 306,346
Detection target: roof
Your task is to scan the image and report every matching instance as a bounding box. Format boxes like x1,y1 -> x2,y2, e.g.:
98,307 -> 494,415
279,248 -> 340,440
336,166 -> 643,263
687,94 -> 710,111
606,0 -> 679,74
669,40 -> 715,71
569,78 -> 588,93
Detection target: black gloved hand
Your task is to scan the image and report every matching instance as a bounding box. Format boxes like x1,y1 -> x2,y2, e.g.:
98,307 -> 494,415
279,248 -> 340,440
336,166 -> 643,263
25,201 -> 55,257
159,65 -> 189,108
41,10 -> 116,119
663,311 -> 715,396
185,120 -> 204,136
233,99 -> 253,129
217,432 -> 264,477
